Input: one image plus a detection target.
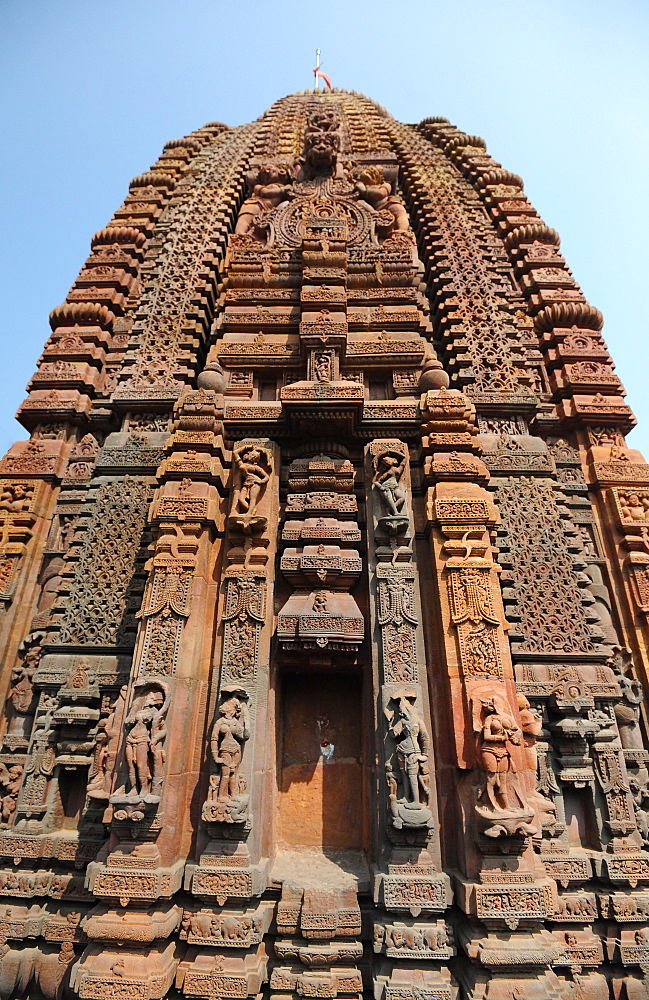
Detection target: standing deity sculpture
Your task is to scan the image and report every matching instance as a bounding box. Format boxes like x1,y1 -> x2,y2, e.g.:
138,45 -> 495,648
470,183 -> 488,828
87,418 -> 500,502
121,684 -> 169,805
517,693 -> 557,830
87,687 -> 126,800
384,689 -> 433,830
472,687 -> 537,839
609,648 -> 644,749
202,688 -> 250,824
5,637 -> 42,741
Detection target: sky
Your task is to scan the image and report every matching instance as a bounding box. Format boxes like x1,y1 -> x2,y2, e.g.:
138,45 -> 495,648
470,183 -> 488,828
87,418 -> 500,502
0,0 -> 647,456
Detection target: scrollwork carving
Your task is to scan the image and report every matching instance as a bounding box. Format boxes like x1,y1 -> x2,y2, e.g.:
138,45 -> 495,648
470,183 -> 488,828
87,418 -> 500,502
221,573 -> 264,684
377,567 -> 418,683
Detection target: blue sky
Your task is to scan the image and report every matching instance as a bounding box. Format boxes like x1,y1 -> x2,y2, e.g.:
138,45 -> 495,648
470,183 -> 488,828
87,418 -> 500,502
1,0 -> 647,455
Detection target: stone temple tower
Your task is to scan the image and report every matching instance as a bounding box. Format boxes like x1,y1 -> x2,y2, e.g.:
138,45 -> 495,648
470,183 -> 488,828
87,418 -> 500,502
0,89 -> 648,1000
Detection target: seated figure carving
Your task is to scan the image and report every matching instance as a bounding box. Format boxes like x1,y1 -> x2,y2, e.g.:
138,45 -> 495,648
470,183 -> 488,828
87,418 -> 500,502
354,165 -> 410,239
234,163 -> 293,239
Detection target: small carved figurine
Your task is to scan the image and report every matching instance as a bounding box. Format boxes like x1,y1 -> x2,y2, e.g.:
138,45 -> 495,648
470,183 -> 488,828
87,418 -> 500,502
5,637 -> 42,739
620,492 -> 649,521
231,445 -> 271,518
0,483 -> 34,513
0,763 -> 23,825
313,352 -> 332,383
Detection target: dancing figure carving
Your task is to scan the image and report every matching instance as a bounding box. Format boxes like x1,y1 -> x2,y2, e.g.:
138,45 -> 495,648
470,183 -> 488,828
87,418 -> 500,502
229,444 -> 272,533
373,448 -> 409,536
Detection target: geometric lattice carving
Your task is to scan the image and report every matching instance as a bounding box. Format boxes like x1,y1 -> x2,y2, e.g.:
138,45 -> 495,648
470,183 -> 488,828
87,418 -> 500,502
59,478 -> 150,645
386,123 -> 530,400
116,124 -> 261,397
494,478 -> 595,653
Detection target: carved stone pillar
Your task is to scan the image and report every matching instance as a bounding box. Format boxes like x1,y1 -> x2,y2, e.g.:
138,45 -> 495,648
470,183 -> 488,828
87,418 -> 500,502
79,387 -> 228,991
182,437 -> 278,1000
366,437 -> 453,1000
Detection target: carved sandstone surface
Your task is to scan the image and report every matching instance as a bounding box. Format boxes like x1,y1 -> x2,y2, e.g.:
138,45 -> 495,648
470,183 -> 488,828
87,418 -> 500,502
0,90 -> 647,1000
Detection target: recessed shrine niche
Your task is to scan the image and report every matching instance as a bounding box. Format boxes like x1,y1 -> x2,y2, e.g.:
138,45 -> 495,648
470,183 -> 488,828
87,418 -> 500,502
274,449 -> 369,857
276,671 -> 367,853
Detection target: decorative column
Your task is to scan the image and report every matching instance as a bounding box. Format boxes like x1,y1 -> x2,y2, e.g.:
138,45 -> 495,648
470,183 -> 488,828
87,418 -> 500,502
366,437 -> 454,1000
421,389 -> 558,1000
77,386 -> 228,998
180,435 -> 278,1000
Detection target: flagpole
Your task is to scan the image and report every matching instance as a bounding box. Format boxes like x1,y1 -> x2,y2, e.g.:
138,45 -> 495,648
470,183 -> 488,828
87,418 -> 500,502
314,48 -> 321,92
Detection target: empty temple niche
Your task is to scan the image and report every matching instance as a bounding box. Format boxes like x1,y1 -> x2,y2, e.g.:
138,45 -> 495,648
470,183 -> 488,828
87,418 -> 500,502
564,786 -> 600,850
276,672 -> 366,851
258,379 -> 277,401
58,768 -> 87,830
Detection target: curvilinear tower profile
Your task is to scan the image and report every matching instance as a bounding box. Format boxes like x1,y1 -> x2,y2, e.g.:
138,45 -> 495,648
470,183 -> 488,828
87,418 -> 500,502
0,90 -> 648,1000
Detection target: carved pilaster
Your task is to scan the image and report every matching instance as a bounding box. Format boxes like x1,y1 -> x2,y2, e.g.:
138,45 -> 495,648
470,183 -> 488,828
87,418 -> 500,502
188,436 -> 278,927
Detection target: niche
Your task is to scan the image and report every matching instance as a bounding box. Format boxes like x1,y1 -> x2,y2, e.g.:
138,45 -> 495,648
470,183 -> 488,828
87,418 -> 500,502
58,769 -> 87,830
276,672 -> 365,852
563,786 -> 600,850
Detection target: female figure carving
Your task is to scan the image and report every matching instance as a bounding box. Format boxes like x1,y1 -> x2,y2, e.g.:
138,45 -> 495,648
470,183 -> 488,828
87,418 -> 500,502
374,450 -> 407,517
232,446 -> 271,518
203,688 -> 250,824
124,686 -> 168,800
